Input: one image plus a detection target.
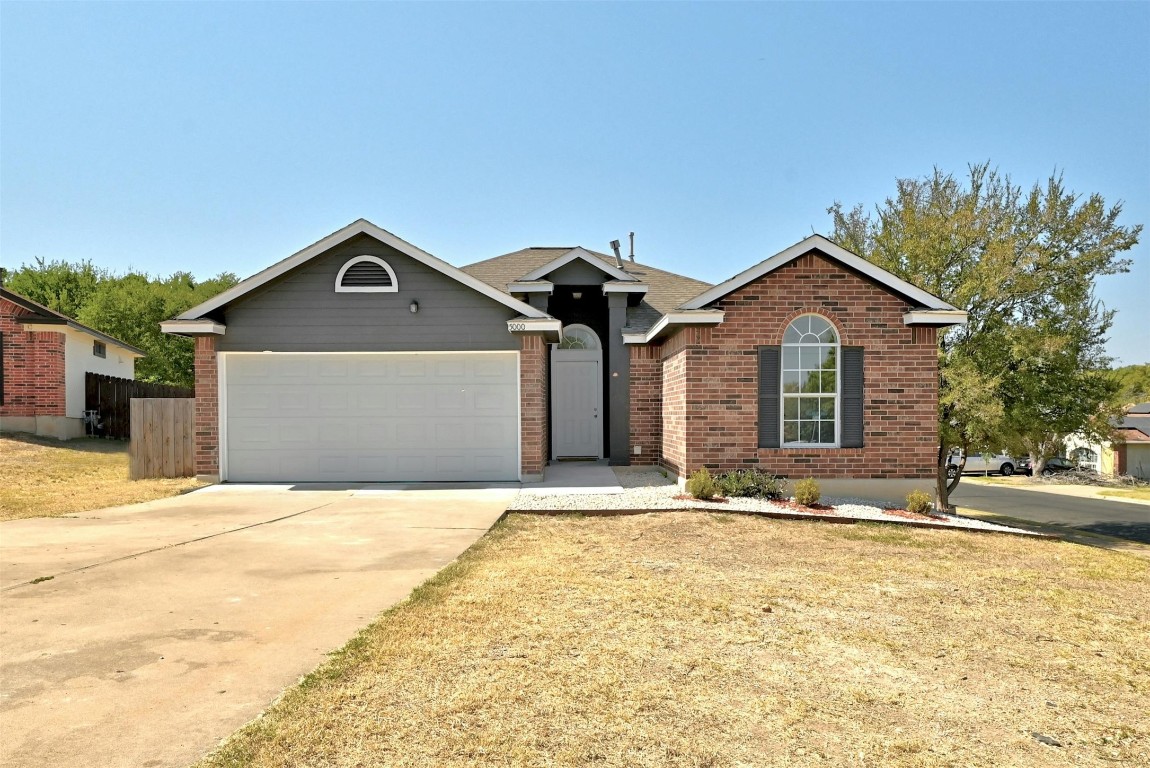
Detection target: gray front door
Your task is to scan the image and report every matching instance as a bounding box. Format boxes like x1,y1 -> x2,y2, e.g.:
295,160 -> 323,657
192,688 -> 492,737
551,349 -> 602,458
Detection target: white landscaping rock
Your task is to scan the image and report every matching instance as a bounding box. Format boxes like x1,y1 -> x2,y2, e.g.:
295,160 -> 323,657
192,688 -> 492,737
510,470 -> 1041,537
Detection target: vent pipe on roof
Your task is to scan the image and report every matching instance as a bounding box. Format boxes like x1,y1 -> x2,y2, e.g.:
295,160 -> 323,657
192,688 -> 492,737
610,240 -> 624,269
629,232 -> 635,261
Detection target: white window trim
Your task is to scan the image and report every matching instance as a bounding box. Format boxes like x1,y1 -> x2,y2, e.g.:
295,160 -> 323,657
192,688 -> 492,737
335,255 -> 399,293
780,316 -> 841,449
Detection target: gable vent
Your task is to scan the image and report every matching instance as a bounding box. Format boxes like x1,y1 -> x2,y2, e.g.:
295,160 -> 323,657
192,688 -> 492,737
335,256 -> 399,293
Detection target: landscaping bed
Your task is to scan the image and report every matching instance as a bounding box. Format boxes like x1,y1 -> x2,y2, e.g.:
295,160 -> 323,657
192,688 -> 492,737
197,512 -> 1148,767
510,470 -> 1038,537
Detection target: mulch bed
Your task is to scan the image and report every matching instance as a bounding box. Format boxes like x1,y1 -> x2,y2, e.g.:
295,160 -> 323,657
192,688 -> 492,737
881,506 -> 948,522
673,494 -> 729,503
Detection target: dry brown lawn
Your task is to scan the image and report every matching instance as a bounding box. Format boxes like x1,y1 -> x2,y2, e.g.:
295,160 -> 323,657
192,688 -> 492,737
0,432 -> 204,521
199,512 -> 1149,768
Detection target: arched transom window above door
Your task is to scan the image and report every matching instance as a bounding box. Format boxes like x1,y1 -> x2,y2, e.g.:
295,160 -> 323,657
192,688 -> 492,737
558,324 -> 601,350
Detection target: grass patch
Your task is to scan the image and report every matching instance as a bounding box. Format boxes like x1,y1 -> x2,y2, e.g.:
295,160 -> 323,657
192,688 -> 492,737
0,432 -> 205,521
197,512 -> 1149,768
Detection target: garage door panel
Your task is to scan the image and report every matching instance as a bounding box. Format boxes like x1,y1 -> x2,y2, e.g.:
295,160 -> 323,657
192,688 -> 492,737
225,353 -> 518,482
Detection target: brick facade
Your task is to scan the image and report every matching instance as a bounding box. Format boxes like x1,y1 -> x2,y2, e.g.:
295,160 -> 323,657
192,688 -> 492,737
628,345 -> 662,465
648,251 -> 939,479
519,333 -> 549,478
193,335 -> 220,478
0,298 -> 66,418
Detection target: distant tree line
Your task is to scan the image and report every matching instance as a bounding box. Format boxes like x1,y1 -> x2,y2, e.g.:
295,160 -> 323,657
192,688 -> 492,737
1,259 -> 237,388
1112,364 -> 1150,405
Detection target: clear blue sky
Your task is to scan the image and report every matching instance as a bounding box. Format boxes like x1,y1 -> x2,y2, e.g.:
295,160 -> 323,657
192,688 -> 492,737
2,2 -> 1147,364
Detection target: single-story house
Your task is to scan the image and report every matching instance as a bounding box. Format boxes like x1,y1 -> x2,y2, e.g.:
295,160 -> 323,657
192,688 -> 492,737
1065,403 -> 1150,480
162,219 -> 966,499
1,287 -> 144,439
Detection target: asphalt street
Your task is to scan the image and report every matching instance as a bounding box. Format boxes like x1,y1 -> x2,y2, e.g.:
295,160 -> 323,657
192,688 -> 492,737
951,482 -> 1150,544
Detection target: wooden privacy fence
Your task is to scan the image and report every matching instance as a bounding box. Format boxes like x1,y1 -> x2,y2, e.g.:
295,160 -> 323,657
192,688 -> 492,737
129,398 -> 195,479
86,373 -> 193,440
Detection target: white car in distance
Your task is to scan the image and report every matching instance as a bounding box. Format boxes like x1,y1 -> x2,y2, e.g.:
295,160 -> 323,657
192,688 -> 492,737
946,450 -> 1019,478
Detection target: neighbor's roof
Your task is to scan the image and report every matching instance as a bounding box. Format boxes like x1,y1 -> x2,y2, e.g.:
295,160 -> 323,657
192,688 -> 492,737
1115,427 -> 1150,443
0,287 -> 145,356
1125,402 -> 1150,415
462,247 -> 713,333
1116,408 -> 1150,440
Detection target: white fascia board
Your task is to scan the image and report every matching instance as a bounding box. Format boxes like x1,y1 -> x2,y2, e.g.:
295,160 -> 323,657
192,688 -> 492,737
903,310 -> 968,326
160,320 -> 228,336
602,282 -> 649,294
507,280 -> 554,294
177,219 -> 548,320
680,235 -> 957,312
507,317 -> 562,333
21,321 -> 146,357
519,247 -> 639,283
622,311 -> 725,344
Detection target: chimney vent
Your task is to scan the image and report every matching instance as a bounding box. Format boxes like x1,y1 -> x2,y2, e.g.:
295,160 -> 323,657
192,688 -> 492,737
628,232 -> 635,261
609,240 -> 624,268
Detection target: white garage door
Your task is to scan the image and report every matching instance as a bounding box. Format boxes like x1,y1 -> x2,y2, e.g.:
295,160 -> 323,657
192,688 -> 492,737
222,352 -> 519,482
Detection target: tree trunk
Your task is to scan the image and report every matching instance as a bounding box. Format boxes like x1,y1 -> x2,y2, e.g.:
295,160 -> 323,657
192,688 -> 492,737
935,442 -> 964,513
1034,456 -> 1048,476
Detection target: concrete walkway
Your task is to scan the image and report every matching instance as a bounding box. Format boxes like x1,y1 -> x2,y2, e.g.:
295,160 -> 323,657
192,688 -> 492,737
521,460 -> 624,495
0,484 -> 515,768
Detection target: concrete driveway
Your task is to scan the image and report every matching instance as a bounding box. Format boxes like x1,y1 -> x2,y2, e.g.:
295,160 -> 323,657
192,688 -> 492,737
0,484 -> 515,768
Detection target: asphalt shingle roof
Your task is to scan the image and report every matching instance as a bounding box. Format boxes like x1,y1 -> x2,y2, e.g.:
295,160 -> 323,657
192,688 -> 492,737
462,247 -> 712,333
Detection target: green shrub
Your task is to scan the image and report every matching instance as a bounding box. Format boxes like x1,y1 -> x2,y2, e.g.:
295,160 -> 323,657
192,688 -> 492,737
717,468 -> 784,500
793,478 -> 820,506
905,489 -> 934,515
686,467 -> 719,500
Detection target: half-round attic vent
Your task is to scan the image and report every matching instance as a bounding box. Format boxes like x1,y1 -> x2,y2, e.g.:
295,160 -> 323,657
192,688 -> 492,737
335,256 -> 398,293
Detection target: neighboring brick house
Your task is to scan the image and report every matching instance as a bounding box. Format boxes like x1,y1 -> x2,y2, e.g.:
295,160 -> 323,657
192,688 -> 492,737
163,219 -> 965,500
1,287 -> 144,439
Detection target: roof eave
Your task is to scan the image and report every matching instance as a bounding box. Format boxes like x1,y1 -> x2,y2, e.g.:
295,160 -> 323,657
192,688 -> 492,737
177,219 -> 549,321
679,235 -> 957,312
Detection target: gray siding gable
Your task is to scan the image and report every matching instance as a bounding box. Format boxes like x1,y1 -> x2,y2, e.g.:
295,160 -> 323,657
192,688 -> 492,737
219,234 -> 519,352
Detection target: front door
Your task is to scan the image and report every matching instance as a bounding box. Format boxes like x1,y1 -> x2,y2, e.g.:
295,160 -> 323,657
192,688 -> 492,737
551,348 -> 603,459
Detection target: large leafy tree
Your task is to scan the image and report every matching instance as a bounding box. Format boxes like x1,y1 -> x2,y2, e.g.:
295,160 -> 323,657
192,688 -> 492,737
3,262 -> 237,388
829,163 -> 1140,507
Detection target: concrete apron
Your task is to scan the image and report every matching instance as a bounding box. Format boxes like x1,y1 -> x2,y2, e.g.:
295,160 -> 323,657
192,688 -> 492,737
0,484 -> 515,768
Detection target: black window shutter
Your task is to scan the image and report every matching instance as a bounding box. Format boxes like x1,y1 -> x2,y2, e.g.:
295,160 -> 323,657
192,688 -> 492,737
758,346 -> 781,448
841,347 -> 864,448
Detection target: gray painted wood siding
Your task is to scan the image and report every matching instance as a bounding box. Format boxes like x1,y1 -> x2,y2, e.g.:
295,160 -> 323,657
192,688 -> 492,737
219,234 -> 519,352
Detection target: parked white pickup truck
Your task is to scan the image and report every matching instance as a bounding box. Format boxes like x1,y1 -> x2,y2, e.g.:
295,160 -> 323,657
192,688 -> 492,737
946,450 -> 1022,478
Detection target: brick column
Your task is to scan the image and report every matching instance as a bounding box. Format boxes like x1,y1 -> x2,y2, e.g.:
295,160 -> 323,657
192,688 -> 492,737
193,336 -> 220,481
519,334 -> 549,481
628,344 -> 662,465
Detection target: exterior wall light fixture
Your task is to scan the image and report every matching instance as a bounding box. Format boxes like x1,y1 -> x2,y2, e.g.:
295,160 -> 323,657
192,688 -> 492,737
409,300 -> 419,314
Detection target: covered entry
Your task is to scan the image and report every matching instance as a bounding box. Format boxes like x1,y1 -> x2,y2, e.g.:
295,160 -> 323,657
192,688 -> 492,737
550,324 -> 603,459
222,351 -> 519,482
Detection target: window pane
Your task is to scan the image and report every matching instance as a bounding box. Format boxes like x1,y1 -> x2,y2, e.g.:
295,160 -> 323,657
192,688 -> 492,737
808,315 -> 830,337
783,421 -> 799,443
820,347 -> 836,368
820,325 -> 838,343
800,347 -> 821,369
782,347 -> 799,369
800,422 -> 819,442
783,371 -> 801,393
820,421 -> 836,444
783,398 -> 798,419
799,398 -> 819,420
820,397 -> 835,419
801,372 -> 821,393
783,324 -> 802,343
821,371 -> 837,393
